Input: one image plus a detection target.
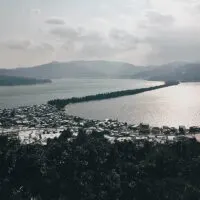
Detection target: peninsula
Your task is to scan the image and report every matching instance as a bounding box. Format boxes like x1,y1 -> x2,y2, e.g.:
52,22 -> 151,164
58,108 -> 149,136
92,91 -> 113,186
48,81 -> 179,108
0,75 -> 52,86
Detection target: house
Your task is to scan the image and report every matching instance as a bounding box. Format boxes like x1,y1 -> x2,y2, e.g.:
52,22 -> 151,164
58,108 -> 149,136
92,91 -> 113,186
152,127 -> 161,135
163,126 -> 171,135
129,124 -> 139,131
139,123 -> 150,134
179,126 -> 186,135
189,126 -> 200,133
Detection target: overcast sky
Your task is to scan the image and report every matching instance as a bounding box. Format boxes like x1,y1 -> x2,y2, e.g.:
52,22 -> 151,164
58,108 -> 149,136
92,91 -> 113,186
0,0 -> 200,68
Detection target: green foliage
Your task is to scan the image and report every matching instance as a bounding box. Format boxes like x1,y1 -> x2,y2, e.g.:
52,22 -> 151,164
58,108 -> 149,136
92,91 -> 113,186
0,132 -> 200,199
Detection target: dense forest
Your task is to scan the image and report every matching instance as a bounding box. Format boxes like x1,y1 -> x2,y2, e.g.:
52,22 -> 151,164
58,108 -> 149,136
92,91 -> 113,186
1,129 -> 200,199
0,75 -> 51,86
48,81 -> 179,108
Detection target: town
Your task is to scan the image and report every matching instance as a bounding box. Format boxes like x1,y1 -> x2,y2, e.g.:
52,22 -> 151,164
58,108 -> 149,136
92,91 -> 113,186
0,104 -> 199,144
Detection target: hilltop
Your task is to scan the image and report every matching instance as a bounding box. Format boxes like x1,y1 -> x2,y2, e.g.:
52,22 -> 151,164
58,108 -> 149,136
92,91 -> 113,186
2,60 -> 200,82
132,61 -> 200,82
0,61 -> 145,79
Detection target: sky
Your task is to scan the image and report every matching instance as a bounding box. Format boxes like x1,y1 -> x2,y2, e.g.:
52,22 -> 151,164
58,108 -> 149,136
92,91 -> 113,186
0,0 -> 200,68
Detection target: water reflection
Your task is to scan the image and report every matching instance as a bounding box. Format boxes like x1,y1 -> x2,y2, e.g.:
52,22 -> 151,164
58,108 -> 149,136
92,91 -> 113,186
67,83 -> 200,127
0,79 -> 160,108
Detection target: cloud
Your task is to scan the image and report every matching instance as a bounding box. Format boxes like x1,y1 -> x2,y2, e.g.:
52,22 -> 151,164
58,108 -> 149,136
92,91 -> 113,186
78,43 -> 115,58
62,40 -> 76,51
3,0 -> 200,67
186,1 -> 200,14
79,31 -> 104,43
139,10 -> 175,29
142,26 -> 200,64
45,17 -> 66,25
58,28 -> 141,60
146,11 -> 175,25
110,29 -> 139,50
59,29 -> 110,57
31,9 -> 41,15
2,40 -> 55,53
50,27 -> 80,39
52,26 -> 139,52
0,39 -> 56,68
32,43 -> 55,52
4,40 -> 32,50
40,43 -> 55,52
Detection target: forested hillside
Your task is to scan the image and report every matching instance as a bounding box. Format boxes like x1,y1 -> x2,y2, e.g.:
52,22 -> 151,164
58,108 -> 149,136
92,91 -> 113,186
0,130 -> 200,199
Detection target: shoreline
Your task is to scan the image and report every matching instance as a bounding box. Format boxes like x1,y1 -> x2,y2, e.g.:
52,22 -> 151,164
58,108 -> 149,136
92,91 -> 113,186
48,81 -> 179,108
1,103 -> 200,144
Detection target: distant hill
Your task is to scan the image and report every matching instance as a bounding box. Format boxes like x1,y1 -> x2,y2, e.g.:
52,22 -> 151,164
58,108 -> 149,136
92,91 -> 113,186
0,61 -> 144,79
2,60 -> 199,82
0,75 -> 51,86
132,62 -> 200,82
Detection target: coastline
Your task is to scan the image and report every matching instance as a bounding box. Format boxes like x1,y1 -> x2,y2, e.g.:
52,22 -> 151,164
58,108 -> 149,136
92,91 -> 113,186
0,103 -> 199,144
48,81 -> 179,108
0,75 -> 52,86
2,80 -> 200,144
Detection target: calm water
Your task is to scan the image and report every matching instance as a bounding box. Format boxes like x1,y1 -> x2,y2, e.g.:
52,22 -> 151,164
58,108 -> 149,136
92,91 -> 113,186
67,82 -> 200,127
0,79 -> 159,108
2,79 -> 199,127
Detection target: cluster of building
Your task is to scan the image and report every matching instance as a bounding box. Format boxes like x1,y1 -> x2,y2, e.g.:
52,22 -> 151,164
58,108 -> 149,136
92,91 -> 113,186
0,104 -> 200,144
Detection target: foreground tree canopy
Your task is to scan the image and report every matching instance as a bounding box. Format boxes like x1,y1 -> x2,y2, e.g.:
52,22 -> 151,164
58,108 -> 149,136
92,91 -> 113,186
0,129 -> 200,200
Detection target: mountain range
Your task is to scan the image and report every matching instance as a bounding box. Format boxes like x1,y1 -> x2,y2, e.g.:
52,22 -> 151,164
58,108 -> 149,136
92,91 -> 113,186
132,61 -> 200,82
1,60 -> 200,82
0,61 -> 145,79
